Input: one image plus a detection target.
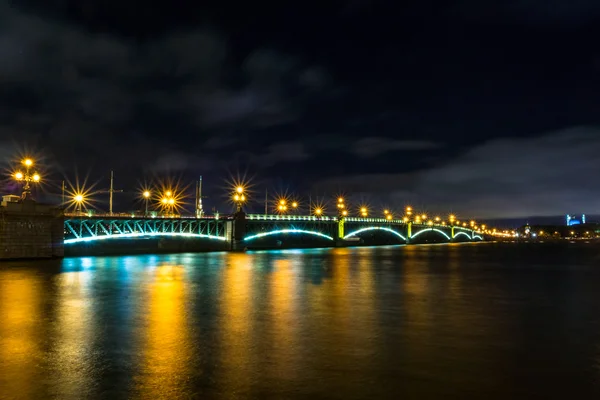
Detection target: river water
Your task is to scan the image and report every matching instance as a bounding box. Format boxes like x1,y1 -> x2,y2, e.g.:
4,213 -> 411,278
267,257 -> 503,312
1,242 -> 600,399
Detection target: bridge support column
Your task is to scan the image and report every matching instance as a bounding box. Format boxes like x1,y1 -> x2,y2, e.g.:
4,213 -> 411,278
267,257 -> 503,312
231,211 -> 246,251
335,217 -> 346,247
407,222 -> 412,243
451,226 -> 455,240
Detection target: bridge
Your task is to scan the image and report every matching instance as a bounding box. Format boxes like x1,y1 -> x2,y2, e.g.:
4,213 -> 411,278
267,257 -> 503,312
1,157 -> 508,259
63,213 -> 484,254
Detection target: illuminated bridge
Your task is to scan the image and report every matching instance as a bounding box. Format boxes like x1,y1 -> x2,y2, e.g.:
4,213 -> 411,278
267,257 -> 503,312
64,213 -> 484,254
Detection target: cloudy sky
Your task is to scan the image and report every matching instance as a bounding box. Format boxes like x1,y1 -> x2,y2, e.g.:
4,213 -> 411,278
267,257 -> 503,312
1,0 -> 599,219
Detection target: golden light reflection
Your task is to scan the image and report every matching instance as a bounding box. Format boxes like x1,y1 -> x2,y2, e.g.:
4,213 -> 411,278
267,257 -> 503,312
0,271 -> 43,398
135,264 -> 191,397
217,253 -> 254,393
51,271 -> 95,398
268,259 -> 300,381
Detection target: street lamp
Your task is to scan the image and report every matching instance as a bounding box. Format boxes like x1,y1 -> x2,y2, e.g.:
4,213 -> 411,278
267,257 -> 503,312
161,190 -> 177,216
143,190 -> 150,216
337,197 -> 346,218
233,186 -> 246,212
360,206 -> 368,218
314,207 -> 323,217
13,158 -> 41,200
74,194 -> 84,215
277,198 -> 288,214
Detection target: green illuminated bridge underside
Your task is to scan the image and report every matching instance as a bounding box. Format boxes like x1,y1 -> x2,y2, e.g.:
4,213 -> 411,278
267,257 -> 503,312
64,214 -> 484,247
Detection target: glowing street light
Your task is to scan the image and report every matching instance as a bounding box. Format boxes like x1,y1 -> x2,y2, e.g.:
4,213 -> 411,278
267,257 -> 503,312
143,190 -> 151,216
233,186 -> 246,212
360,206 -> 368,218
13,158 -> 41,200
314,207 -> 323,217
74,193 -> 84,214
276,198 -> 289,214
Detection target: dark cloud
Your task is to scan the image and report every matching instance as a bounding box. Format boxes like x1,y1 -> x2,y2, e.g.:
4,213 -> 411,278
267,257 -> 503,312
0,2 -> 330,173
352,137 -> 441,158
259,141 -> 311,166
1,1 -> 599,219
455,0 -> 600,25
315,127 -> 600,218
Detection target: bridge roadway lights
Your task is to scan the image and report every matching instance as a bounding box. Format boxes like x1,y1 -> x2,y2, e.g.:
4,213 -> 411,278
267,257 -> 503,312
63,214 -> 482,254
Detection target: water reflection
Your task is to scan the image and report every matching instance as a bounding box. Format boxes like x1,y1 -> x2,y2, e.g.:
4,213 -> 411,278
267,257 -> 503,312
267,258 -> 301,388
216,253 -> 255,396
134,264 -> 192,398
1,244 -> 600,398
49,270 -> 96,399
0,271 -> 44,398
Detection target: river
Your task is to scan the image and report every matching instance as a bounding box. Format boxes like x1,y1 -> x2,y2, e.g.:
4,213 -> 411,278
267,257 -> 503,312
1,242 -> 599,399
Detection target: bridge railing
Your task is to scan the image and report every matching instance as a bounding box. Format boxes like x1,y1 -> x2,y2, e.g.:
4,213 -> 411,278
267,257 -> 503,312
63,217 -> 227,243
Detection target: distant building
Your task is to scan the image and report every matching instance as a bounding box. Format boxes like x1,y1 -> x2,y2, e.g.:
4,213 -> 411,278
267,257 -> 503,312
566,214 -> 585,226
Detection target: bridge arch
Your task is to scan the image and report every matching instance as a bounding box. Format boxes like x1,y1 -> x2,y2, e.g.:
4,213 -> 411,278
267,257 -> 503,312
472,234 -> 483,241
244,229 -> 334,242
411,228 -> 452,241
453,231 -> 471,240
343,227 -> 407,241
64,232 -> 227,244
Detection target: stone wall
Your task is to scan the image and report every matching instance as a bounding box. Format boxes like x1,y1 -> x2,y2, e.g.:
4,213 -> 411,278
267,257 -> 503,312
0,200 -> 64,260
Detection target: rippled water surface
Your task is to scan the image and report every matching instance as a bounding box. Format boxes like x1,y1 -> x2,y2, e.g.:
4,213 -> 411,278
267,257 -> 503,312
1,242 -> 600,399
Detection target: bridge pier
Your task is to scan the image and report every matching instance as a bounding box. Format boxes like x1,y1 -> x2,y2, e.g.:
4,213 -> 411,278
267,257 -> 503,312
0,197 -> 64,260
229,211 -> 247,251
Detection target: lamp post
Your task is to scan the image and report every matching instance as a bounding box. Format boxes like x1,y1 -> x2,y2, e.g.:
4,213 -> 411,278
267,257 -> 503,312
143,190 -> 150,216
360,206 -> 368,218
277,199 -> 288,214
336,197 -> 345,217
233,186 -> 246,213
161,191 -> 176,217
74,194 -> 84,215
13,158 -> 41,200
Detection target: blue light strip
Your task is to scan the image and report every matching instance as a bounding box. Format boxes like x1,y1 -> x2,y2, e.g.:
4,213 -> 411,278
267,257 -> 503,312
411,228 -> 452,241
244,229 -> 334,242
453,231 -> 471,240
343,227 -> 407,241
64,232 -> 227,244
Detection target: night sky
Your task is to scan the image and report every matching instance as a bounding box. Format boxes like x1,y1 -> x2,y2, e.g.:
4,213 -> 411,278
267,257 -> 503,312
1,0 -> 599,219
